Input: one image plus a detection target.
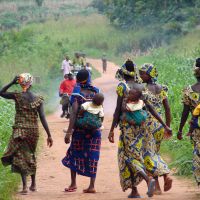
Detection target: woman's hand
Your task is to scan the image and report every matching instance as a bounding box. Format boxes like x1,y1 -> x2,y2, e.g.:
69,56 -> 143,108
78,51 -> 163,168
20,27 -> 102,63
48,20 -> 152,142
177,131 -> 183,140
64,134 -> 71,144
47,136 -> 53,147
64,129 -> 72,144
108,131 -> 115,143
12,76 -> 19,85
163,125 -> 172,139
186,132 -> 192,137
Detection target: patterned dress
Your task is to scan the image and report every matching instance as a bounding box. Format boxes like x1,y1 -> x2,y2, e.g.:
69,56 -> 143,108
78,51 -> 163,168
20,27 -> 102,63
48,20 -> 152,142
62,84 -> 101,178
142,85 -> 170,177
182,86 -> 200,184
1,93 -> 43,175
116,82 -> 146,191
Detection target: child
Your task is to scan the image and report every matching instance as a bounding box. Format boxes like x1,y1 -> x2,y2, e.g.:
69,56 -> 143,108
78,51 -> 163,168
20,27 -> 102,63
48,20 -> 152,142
121,88 -> 147,126
0,74 -> 53,194
76,93 -> 104,130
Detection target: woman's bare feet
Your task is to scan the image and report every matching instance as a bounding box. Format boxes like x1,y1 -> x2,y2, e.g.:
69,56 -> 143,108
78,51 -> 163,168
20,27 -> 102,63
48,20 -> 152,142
128,187 -> 141,198
154,178 -> 162,195
147,178 -> 156,197
19,188 -> 28,195
164,175 -> 173,192
29,185 -> 37,192
83,187 -> 96,193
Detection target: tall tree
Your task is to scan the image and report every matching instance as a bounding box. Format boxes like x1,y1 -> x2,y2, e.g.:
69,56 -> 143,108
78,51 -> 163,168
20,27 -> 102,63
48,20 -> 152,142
35,0 -> 44,7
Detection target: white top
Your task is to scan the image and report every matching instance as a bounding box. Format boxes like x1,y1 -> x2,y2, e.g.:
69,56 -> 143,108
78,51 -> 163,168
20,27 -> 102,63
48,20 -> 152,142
81,102 -> 104,117
61,59 -> 71,75
126,100 -> 144,112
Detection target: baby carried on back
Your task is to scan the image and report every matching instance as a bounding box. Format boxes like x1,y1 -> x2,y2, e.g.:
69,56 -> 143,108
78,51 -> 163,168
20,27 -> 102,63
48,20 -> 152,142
121,88 -> 147,126
75,93 -> 104,130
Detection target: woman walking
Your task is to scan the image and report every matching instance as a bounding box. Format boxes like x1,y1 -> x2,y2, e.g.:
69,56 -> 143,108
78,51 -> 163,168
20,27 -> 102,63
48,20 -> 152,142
1,73 -> 53,194
178,58 -> 200,186
62,69 -> 102,193
139,63 -> 172,194
108,60 -> 171,198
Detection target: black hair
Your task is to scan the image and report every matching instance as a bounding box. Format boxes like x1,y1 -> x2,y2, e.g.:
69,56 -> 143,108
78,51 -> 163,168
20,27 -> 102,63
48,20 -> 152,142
76,69 -> 89,83
196,58 -> 200,68
125,60 -> 135,72
92,93 -> 104,106
129,89 -> 142,100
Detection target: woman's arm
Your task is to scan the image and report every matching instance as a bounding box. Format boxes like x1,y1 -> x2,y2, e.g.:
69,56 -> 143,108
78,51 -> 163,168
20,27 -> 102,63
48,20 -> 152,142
64,100 -> 79,144
37,103 -> 53,147
144,99 -> 169,129
0,76 -> 18,99
163,98 -> 171,127
108,95 -> 123,143
177,104 -> 190,140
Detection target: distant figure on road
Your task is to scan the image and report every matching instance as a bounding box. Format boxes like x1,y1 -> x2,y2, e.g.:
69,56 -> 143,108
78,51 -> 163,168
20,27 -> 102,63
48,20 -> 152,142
59,73 -> 76,118
84,62 -> 92,74
102,54 -> 107,73
61,55 -> 72,77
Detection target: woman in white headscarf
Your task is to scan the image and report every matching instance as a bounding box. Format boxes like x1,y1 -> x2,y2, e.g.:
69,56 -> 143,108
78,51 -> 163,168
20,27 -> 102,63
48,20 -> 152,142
0,73 -> 53,195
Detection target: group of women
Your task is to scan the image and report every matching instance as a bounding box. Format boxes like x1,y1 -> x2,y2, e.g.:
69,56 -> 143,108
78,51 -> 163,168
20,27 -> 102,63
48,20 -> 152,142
0,58 -> 200,198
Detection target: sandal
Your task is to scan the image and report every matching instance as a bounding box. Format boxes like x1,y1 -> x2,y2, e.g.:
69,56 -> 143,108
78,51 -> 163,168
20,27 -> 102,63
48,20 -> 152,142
147,179 -> 155,197
164,177 -> 172,192
128,194 -> 143,198
19,190 -> 28,195
64,187 -> 77,192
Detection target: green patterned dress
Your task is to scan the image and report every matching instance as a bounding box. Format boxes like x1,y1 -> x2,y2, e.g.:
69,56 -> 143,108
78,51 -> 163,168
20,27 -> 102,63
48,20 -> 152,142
117,82 -> 146,191
1,93 -> 43,175
182,86 -> 200,184
142,85 -> 170,177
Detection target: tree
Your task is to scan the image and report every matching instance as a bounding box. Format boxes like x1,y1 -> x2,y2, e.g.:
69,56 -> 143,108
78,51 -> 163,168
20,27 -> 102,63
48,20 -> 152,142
35,0 -> 44,7
92,0 -> 200,29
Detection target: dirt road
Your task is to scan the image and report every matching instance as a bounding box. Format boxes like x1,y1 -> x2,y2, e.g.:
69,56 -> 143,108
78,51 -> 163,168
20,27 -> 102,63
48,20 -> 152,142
18,59 -> 200,200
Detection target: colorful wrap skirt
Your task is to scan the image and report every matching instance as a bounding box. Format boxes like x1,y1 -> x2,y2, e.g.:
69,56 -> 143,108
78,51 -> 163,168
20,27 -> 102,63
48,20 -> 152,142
192,128 -> 200,184
1,127 -> 39,175
62,129 -> 101,178
143,118 -> 170,177
118,121 -> 146,191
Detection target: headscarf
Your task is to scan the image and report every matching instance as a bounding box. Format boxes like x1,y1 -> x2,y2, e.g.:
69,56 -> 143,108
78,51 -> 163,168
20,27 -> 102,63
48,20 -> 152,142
18,73 -> 33,92
76,69 -> 91,86
115,59 -> 136,81
194,58 -> 200,78
70,69 -> 99,104
140,63 -> 158,83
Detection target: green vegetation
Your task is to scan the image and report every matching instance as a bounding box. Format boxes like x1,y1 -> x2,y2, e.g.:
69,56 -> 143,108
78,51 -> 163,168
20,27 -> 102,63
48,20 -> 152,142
0,0 -> 94,30
0,99 -> 19,200
92,0 -> 200,52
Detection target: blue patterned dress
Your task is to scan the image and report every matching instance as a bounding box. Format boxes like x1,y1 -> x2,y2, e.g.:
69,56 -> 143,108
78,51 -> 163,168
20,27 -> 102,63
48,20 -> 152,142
62,84 -> 101,178
142,86 -> 170,177
116,82 -> 146,191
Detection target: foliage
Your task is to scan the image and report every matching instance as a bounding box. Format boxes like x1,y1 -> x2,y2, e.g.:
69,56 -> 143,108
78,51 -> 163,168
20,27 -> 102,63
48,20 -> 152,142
92,0 -> 200,51
35,0 -> 44,7
94,0 -> 200,28
0,99 -> 19,200
0,0 -> 95,30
